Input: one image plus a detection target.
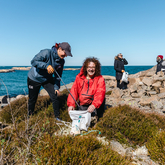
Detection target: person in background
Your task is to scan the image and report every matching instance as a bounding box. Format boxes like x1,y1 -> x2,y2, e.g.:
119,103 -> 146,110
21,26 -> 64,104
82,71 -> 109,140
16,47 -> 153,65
156,55 -> 165,74
27,42 -> 73,121
67,57 -> 106,120
114,53 -> 128,89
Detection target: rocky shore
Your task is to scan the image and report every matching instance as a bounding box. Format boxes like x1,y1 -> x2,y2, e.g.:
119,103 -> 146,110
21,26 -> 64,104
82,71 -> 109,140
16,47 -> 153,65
0,67 -> 31,73
0,67 -> 80,73
0,65 -> 164,165
105,65 -> 165,115
1,65 -> 165,116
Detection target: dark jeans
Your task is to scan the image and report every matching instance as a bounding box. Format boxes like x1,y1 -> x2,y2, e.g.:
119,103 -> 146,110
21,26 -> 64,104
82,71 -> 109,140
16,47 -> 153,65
78,99 -> 105,119
27,77 -> 59,117
117,80 -> 127,89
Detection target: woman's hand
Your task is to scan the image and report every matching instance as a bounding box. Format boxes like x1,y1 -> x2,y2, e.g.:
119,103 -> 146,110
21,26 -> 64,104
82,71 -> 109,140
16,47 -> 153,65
47,65 -> 54,74
87,104 -> 96,113
68,106 -> 74,112
55,90 -> 61,96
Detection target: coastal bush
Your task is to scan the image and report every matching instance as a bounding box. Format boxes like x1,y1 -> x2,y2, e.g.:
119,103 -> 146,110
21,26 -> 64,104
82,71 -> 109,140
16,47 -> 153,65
0,96 -> 51,124
30,135 -> 130,165
0,89 -> 70,124
0,113 -> 131,164
146,130 -> 165,164
0,113 -> 60,164
105,90 -> 112,95
95,105 -> 165,146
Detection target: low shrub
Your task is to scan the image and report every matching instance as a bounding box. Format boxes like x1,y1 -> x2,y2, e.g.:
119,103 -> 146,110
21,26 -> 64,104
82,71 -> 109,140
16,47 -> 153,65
0,96 -> 51,124
95,105 -> 165,146
106,90 -> 112,95
0,89 -> 70,124
146,130 -> 165,164
0,113 -> 60,164
30,135 -> 130,165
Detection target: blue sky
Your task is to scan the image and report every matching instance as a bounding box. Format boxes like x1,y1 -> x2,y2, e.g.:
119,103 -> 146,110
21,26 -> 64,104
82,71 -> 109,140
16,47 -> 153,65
0,0 -> 165,66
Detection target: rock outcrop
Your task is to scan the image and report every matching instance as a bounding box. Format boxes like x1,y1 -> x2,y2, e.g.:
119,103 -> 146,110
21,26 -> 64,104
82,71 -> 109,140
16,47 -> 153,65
2,65 -> 165,115
0,69 -> 15,73
105,65 -> 165,114
0,67 -> 31,73
0,67 -> 80,73
12,67 -> 31,70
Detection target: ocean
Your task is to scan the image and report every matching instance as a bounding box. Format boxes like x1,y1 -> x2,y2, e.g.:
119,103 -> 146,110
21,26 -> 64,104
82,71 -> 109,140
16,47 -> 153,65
0,66 -> 154,97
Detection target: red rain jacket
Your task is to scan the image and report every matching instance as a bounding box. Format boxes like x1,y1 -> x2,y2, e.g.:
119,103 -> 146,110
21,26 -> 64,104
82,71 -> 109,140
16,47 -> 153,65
67,68 -> 106,109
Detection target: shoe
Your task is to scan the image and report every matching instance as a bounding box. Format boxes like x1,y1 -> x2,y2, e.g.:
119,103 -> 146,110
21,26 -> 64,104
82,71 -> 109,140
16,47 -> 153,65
55,117 -> 62,122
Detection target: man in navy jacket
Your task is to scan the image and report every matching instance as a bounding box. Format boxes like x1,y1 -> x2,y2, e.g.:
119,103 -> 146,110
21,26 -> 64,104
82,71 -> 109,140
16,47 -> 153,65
27,42 -> 72,120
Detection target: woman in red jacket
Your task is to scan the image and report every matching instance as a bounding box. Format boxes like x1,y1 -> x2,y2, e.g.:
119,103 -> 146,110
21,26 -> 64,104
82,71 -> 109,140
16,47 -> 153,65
67,57 -> 106,119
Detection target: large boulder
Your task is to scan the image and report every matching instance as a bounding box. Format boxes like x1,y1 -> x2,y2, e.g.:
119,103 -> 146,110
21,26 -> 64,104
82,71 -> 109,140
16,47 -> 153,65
127,77 -> 141,87
152,81 -> 162,88
151,100 -> 163,110
139,96 -> 159,106
110,88 -> 123,98
142,77 -> 153,86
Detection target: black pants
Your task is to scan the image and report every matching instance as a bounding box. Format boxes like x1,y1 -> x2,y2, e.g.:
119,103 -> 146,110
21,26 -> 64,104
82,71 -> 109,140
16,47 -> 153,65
27,77 -> 59,117
78,99 -> 105,119
117,80 -> 127,89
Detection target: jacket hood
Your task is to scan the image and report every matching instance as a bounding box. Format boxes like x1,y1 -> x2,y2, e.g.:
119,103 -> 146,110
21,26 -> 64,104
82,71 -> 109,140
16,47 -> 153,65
115,56 -> 123,61
115,56 -> 119,60
77,67 -> 86,79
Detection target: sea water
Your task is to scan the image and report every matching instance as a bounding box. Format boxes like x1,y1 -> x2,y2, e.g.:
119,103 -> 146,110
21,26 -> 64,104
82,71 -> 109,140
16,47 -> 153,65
0,66 -> 153,96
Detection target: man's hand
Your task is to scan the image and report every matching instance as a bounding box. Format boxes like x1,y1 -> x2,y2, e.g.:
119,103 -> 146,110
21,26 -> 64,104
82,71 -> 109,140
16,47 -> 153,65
68,106 -> 74,112
87,104 -> 96,113
121,70 -> 125,73
47,65 -> 54,74
55,90 -> 61,97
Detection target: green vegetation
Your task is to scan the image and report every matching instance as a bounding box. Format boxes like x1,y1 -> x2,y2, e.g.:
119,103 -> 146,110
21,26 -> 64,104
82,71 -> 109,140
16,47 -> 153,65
146,130 -> 165,164
0,90 -> 165,164
95,105 -> 165,163
105,90 -> 112,95
31,135 -> 130,165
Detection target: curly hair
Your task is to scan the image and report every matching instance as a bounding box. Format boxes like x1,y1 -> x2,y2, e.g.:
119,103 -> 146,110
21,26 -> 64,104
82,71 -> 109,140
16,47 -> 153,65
82,57 -> 101,77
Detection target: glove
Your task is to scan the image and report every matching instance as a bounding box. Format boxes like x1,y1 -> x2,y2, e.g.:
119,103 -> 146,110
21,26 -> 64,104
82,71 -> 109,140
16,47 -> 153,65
47,65 -> 54,74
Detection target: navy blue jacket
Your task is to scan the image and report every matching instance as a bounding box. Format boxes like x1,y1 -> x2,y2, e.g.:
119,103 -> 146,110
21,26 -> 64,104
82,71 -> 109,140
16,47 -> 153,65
114,56 -> 128,80
28,48 -> 64,90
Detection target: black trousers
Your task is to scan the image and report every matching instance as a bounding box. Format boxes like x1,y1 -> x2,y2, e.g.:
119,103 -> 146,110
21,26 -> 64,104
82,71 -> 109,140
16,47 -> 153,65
78,99 -> 105,119
27,77 -> 59,117
117,80 -> 127,89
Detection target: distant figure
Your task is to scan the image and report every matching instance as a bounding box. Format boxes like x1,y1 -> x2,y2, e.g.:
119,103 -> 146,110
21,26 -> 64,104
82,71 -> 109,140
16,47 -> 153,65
156,55 -> 165,74
114,53 -> 128,89
27,42 -> 73,121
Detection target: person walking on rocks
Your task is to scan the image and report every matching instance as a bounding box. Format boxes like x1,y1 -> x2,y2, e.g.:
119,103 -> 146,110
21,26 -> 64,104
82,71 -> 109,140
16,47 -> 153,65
114,53 -> 128,89
67,57 -> 106,120
27,42 -> 73,120
156,55 -> 165,74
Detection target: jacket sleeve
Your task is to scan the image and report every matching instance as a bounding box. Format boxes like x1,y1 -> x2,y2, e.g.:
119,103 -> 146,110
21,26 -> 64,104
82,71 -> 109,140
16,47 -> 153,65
54,60 -> 65,90
92,77 -> 106,109
123,58 -> 128,65
67,76 -> 79,108
114,60 -> 122,72
31,50 -> 50,69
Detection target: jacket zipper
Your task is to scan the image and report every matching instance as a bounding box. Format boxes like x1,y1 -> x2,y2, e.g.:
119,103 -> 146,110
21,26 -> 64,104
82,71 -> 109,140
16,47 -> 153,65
86,79 -> 89,94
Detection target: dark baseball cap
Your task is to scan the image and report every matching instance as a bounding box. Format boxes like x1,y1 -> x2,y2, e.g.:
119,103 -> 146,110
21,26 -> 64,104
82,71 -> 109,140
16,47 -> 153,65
59,42 -> 73,57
